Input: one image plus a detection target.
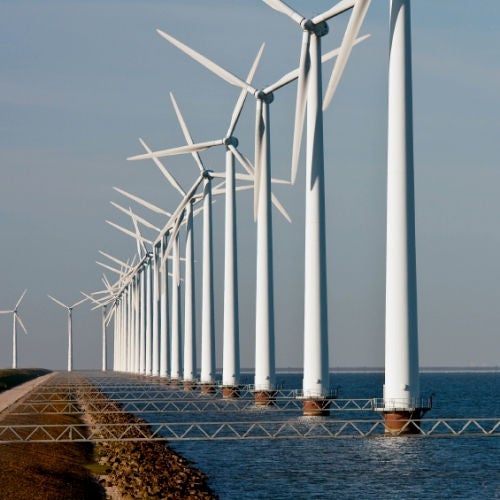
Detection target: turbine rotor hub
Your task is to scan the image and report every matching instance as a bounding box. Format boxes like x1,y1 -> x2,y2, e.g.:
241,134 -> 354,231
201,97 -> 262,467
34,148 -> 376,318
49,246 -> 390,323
257,90 -> 274,104
302,19 -> 329,37
224,136 -> 239,148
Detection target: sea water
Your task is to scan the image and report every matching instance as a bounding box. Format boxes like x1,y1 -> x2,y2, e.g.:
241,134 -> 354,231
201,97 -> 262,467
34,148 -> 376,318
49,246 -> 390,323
163,372 -> 500,499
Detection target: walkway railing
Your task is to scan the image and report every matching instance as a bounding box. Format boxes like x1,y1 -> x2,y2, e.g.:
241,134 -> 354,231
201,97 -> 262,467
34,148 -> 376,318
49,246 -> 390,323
2,372 -> 498,443
0,418 -> 499,443
9,398 -> 375,415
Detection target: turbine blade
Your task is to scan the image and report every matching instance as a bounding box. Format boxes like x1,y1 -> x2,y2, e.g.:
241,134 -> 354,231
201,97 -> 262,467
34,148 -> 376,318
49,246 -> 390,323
160,174 -> 202,265
227,144 -> 254,176
139,137 -> 186,196
213,179 -> 226,191
169,175 -> 204,225
291,29 -> 310,185
128,139 -> 222,161
15,289 -> 27,310
89,290 -> 111,296
312,0 -> 355,24
161,215 -> 184,266
263,34 -> 369,95
106,220 -> 153,245
98,250 -> 132,270
113,187 -> 171,217
271,192 -> 292,223
102,275 -> 113,292
156,29 -> 257,94
130,210 -> 148,256
81,291 -> 102,306
96,261 -> 126,276
105,306 -> 116,326
16,314 -> 28,335
209,172 -> 226,179
193,204 -> 206,218
0,310 -> 12,314
183,176 -> 204,209
110,202 -> 162,232
71,297 -> 88,309
270,177 -> 291,185
226,42 -> 265,138
233,184 -> 254,193
234,173 -> 254,182
168,93 -> 206,175
48,295 -> 68,309
323,0 -> 372,110
261,0 -> 305,25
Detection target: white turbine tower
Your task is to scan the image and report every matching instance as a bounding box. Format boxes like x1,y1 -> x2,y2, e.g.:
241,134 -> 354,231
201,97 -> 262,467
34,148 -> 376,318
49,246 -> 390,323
378,0 -> 429,432
262,0 -> 371,415
48,295 -> 87,372
0,289 -> 28,369
81,290 -> 114,372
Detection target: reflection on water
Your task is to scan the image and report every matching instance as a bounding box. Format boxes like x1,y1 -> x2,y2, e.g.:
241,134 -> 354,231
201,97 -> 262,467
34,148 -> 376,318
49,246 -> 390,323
107,372 -> 500,499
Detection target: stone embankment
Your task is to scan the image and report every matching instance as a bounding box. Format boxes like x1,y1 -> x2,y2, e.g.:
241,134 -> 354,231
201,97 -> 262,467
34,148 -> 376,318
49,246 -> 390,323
76,386 -> 218,499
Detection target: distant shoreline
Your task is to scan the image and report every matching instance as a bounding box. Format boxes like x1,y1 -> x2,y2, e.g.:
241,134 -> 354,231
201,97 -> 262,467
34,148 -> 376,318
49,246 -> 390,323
238,367 -> 500,374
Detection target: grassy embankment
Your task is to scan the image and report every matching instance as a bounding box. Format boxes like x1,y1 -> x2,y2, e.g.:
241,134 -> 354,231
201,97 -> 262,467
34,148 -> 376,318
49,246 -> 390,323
0,368 -> 51,392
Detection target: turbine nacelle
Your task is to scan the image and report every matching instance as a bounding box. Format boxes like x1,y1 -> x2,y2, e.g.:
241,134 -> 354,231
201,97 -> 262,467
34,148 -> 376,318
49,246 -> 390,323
255,90 -> 274,104
223,136 -> 238,148
301,19 -> 329,37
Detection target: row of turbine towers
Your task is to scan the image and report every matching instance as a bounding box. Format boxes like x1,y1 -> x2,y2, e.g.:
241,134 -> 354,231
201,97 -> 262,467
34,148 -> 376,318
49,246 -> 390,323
85,0 -> 427,424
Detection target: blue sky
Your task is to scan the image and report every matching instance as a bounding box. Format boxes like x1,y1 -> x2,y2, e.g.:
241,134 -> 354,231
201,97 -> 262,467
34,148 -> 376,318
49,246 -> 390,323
1,1 -> 499,370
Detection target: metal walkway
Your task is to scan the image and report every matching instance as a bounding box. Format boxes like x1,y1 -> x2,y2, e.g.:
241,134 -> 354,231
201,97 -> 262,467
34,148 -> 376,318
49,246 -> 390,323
2,371 -> 498,443
0,418 -> 499,443
10,397 -> 374,415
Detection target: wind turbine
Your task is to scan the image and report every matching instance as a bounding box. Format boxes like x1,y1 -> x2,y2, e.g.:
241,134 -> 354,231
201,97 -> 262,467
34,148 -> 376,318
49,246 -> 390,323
128,43 -> 265,397
47,295 -> 87,372
92,250 -> 136,372
379,0 -> 428,432
0,290 -> 28,369
153,26 -> 368,404
106,208 -> 155,375
81,291 -> 112,372
261,0 -> 371,415
135,93 -> 249,390
111,186 -> 176,380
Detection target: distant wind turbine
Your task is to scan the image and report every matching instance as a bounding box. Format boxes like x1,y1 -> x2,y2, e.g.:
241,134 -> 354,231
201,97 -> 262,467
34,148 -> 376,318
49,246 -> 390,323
0,289 -> 28,369
81,291 -> 110,372
47,295 -> 87,371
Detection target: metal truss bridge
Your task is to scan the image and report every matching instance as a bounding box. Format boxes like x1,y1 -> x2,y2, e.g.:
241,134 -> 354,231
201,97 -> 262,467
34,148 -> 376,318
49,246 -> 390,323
1,372 -> 499,443
1,418 -> 499,443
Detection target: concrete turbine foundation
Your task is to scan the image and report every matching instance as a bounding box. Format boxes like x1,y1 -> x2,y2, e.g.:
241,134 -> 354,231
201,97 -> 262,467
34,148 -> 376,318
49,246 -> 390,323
200,384 -> 216,395
253,390 -> 277,406
383,410 -> 424,434
302,399 -> 331,417
222,386 -> 240,399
